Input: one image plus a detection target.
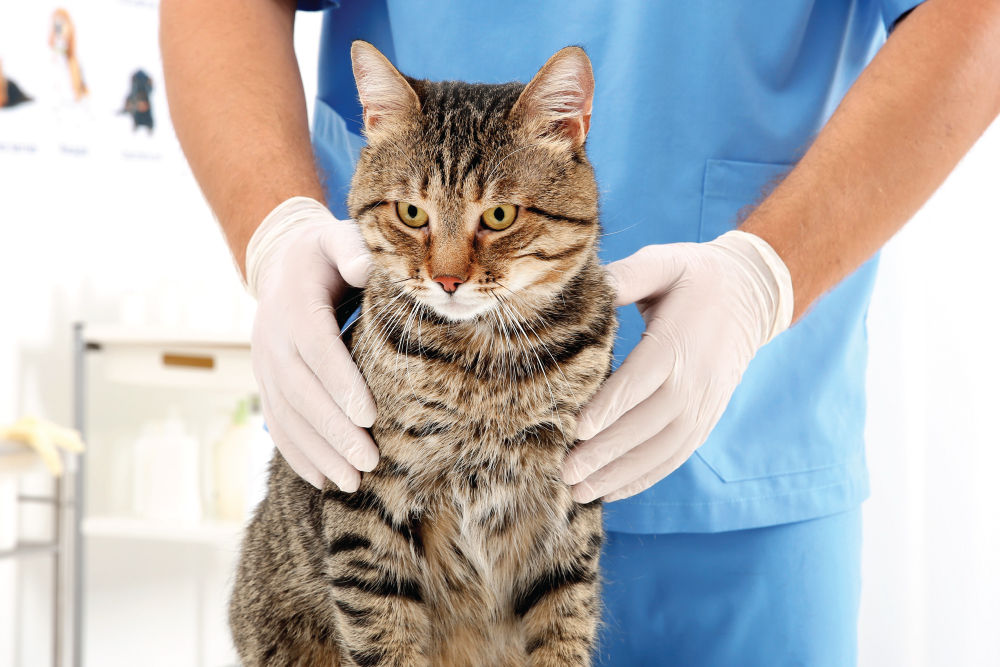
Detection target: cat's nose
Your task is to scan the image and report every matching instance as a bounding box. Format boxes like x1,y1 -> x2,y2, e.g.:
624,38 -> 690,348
433,275 -> 465,294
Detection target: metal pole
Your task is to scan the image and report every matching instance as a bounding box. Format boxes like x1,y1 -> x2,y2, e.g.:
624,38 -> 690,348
70,322 -> 86,667
52,439 -> 62,667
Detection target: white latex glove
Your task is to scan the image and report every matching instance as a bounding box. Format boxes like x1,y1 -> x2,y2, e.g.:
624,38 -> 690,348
562,230 -> 794,503
246,196 -> 377,491
0,416 -> 85,477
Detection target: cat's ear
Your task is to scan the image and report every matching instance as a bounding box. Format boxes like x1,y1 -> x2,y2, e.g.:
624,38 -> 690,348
351,40 -> 420,136
510,46 -> 594,146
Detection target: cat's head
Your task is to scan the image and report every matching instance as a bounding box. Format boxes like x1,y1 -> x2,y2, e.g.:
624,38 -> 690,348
347,41 -> 600,322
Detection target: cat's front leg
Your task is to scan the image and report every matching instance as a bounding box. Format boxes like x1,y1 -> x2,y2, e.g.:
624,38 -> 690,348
331,589 -> 432,667
517,567 -> 601,667
324,488 -> 433,667
515,503 -> 604,667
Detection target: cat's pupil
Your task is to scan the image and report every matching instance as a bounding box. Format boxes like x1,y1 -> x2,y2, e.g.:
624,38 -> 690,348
494,207 -> 505,221
407,204 -> 418,218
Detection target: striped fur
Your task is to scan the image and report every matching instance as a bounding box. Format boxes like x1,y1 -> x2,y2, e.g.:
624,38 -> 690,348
231,44 -> 615,666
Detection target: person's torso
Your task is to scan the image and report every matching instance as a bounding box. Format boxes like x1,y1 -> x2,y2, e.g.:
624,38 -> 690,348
306,0 -> 909,532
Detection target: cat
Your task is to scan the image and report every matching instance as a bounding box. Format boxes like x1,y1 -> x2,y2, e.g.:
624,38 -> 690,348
229,41 -> 616,667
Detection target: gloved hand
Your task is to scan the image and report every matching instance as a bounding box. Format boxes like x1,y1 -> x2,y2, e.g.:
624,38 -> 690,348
0,416 -> 85,477
246,196 -> 378,491
562,230 -> 794,502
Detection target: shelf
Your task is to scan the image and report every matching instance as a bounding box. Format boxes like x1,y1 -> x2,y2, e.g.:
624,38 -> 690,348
81,324 -> 257,392
0,541 -> 59,560
83,325 -> 251,349
82,516 -> 244,545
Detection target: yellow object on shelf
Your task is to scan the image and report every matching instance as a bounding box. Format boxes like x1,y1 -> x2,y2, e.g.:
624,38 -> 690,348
0,416 -> 85,476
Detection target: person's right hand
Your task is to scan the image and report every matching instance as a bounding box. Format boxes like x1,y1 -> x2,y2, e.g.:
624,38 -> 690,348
246,196 -> 378,491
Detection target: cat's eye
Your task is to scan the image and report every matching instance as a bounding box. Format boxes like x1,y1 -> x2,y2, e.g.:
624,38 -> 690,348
481,204 -> 517,231
396,202 -> 429,228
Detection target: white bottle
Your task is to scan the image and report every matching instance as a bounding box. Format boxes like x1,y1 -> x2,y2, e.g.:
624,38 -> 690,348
212,400 -> 250,522
211,398 -> 274,522
133,410 -> 202,523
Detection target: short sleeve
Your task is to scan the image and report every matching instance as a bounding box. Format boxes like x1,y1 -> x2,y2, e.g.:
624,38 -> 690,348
881,0 -> 925,32
296,0 -> 339,10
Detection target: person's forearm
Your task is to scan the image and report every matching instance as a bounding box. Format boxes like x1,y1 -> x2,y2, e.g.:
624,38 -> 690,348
160,0 -> 324,276
741,0 -> 1000,322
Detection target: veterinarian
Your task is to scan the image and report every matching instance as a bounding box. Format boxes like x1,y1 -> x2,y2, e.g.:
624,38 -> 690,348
161,0 -> 1000,664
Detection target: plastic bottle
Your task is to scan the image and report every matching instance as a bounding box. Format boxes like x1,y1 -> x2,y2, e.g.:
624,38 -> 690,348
212,400 -> 250,522
211,397 -> 274,522
132,409 -> 202,523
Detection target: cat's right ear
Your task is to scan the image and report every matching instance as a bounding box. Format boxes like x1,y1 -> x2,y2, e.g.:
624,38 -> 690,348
511,46 -> 595,147
351,41 -> 420,137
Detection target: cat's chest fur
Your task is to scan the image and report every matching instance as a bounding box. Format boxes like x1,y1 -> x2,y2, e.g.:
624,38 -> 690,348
353,292 -> 587,483
349,291 -> 593,594
365,360 -> 577,528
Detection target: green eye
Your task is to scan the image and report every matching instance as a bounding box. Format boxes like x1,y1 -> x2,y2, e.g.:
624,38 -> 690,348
396,202 -> 429,228
481,204 -> 517,231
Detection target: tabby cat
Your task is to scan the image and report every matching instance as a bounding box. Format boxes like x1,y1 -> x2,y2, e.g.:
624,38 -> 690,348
230,41 -> 616,667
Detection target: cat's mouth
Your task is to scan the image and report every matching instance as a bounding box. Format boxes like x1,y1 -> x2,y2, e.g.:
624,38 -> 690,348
419,285 -> 494,321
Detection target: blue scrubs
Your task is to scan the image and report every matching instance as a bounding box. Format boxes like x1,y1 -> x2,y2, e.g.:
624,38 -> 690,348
597,508 -> 863,666
295,0 -> 921,662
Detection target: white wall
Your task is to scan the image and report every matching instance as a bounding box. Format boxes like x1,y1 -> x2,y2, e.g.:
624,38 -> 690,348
0,5 -> 323,666
0,0 -> 260,431
861,119 -> 1000,666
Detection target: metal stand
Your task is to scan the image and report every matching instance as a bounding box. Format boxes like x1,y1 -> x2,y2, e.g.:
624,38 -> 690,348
69,321 -> 86,666
0,325 -> 84,666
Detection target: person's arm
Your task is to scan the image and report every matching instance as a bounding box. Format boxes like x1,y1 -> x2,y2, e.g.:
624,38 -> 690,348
161,0 -> 379,491
743,0 -> 1000,322
160,0 -> 323,276
565,0 -> 1000,503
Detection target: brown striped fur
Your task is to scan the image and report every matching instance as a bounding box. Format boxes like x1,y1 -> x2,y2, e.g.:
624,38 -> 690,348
230,43 -> 615,666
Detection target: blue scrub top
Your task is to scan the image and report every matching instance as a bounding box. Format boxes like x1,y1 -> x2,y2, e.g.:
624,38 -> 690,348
298,0 -> 924,533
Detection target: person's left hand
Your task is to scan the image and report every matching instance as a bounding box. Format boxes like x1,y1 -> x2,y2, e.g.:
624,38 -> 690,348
561,230 -> 794,502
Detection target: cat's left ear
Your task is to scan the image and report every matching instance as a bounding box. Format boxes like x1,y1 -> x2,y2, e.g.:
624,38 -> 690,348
351,40 -> 421,136
510,46 -> 594,146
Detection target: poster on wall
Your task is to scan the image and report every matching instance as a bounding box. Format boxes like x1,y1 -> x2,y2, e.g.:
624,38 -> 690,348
0,0 -> 177,161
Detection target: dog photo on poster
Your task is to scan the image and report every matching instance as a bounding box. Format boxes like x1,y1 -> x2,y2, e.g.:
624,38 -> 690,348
0,0 -> 176,161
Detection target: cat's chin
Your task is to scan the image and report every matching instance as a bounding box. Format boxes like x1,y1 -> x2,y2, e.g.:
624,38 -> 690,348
425,297 -> 493,322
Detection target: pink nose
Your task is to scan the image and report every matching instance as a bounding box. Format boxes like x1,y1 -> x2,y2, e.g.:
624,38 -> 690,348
433,275 -> 464,294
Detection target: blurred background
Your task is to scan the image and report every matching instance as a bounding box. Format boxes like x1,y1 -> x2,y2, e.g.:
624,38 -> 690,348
1,2 -> 998,666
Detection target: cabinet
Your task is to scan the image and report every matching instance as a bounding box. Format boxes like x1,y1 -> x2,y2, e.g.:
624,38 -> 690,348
76,323 -> 262,667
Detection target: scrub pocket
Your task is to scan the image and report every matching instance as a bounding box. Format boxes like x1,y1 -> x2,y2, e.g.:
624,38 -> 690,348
692,158 -> 871,482
697,159 -> 792,241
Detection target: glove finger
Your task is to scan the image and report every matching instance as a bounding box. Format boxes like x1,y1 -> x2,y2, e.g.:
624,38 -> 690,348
260,386 -> 325,489
562,381 -> 686,485
32,429 -> 64,476
278,360 -> 379,472
602,423 -> 711,502
575,322 -> 678,440
597,391 -> 731,502
317,221 -> 372,289
265,383 -> 364,492
294,305 -> 378,428
49,424 -> 85,453
569,416 -> 693,504
605,244 -> 685,308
